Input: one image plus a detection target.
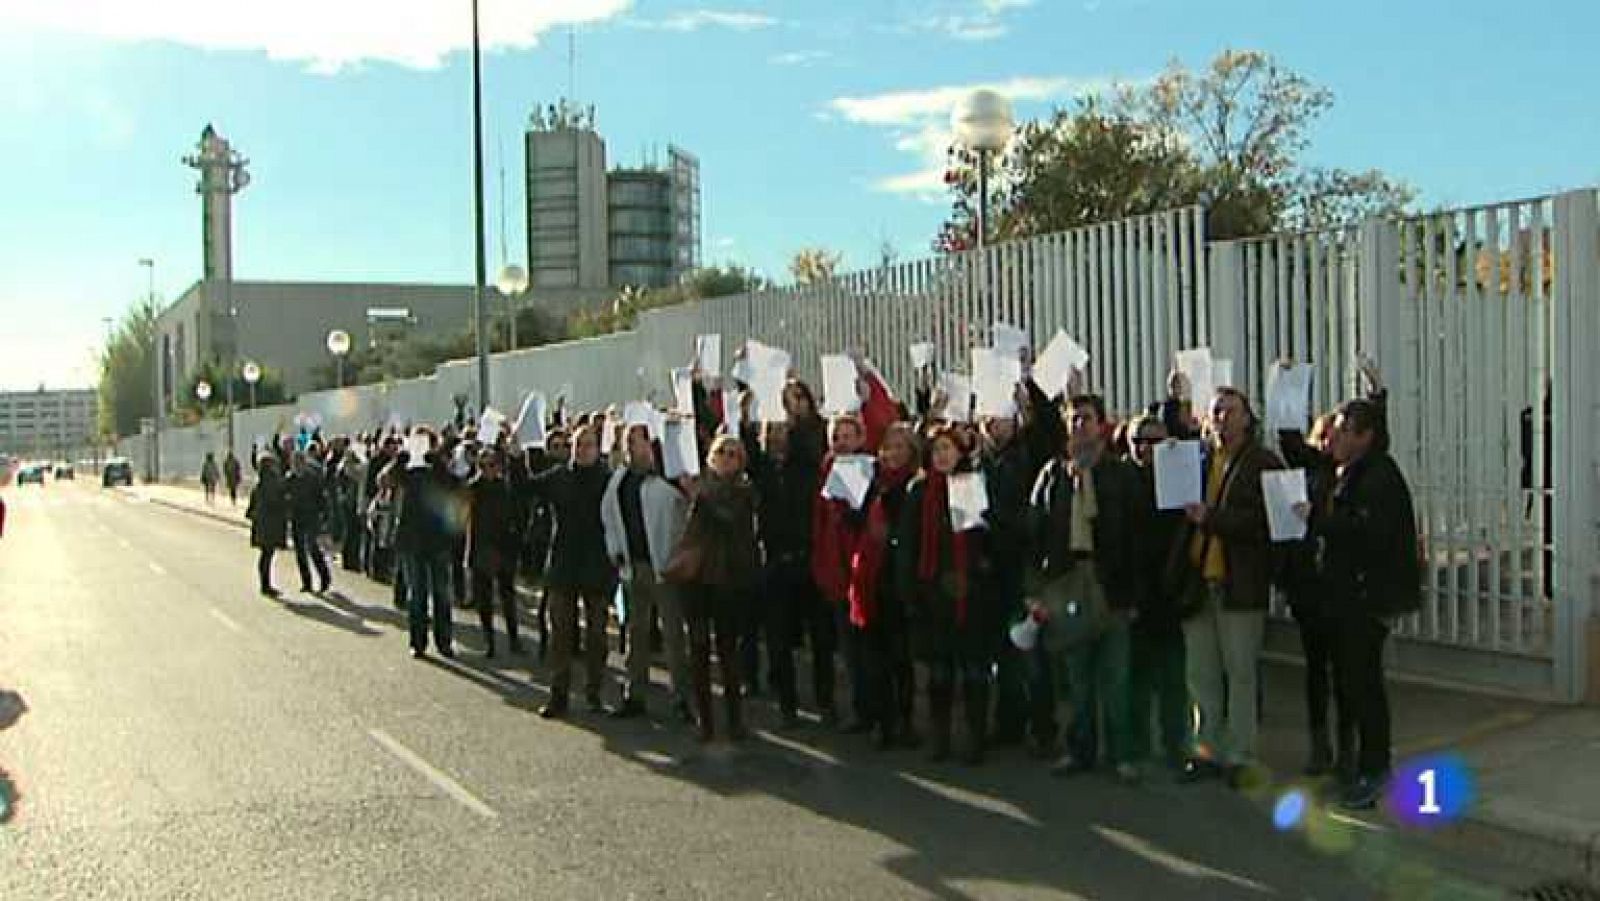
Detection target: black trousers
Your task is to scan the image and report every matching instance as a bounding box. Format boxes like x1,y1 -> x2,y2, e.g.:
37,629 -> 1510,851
685,584 -> 745,736
256,547 -> 276,590
1297,609 -> 1354,763
987,564 -> 1029,740
341,509 -> 365,572
859,594 -> 914,736
1335,613 -> 1392,779
292,525 -> 331,591
471,563 -> 519,651
761,560 -> 837,717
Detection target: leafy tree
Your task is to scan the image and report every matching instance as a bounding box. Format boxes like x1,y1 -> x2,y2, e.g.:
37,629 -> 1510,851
789,247 -> 842,285
96,298 -> 159,439
174,359 -> 286,423
936,49 -> 1414,247
569,264 -> 769,338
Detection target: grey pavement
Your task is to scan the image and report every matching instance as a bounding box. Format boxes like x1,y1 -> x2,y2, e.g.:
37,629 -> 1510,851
0,480 -> 1586,899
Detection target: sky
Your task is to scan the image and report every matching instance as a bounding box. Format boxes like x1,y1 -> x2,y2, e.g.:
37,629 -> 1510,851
1,0 -> 1597,391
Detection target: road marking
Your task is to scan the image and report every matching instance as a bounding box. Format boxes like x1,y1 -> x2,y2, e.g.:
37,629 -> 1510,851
209,609 -> 244,633
147,561 -> 168,577
367,728 -> 498,820
1092,825 -> 1273,894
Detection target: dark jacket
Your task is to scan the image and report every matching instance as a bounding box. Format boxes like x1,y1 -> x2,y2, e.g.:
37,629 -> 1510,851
902,473 -> 996,660
464,475 -> 518,572
1026,453 -> 1142,610
1276,429 -> 1337,618
744,432 -> 816,566
247,470 -> 290,550
1131,464 -> 1187,631
684,472 -> 761,589
285,466 -> 327,531
1317,450 -> 1420,619
525,461 -> 614,590
395,464 -> 459,557
1169,438 -> 1283,611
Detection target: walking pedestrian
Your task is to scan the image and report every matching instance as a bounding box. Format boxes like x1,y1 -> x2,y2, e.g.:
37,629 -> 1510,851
464,446 -> 523,659
245,454 -> 289,597
223,449 -> 242,506
286,450 -> 332,595
395,429 -> 458,659
200,452 -> 219,504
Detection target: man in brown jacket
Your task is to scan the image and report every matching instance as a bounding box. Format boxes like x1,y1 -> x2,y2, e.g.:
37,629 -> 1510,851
1178,387 -> 1282,787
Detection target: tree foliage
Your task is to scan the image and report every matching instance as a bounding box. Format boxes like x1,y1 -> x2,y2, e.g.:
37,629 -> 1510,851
173,359 -> 287,424
569,264 -> 769,338
96,298 -> 160,439
936,49 -> 1415,250
789,247 -> 843,285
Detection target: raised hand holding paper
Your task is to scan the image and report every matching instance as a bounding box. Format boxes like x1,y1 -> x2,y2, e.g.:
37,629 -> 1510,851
661,420 -> 701,480
972,347 -> 1022,418
939,372 -> 973,422
820,354 -> 860,415
1154,439 -> 1204,510
1266,362 -> 1315,431
1175,347 -> 1216,413
822,454 -> 875,510
909,342 -> 936,370
1034,330 -> 1091,399
695,334 -> 721,375
671,367 -> 695,417
514,392 -> 548,449
948,472 -> 990,532
1263,468 -> 1310,542
404,433 -> 431,469
992,322 -> 1030,360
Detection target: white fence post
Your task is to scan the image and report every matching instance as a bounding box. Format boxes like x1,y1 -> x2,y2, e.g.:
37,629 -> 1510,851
1552,189 -> 1600,702
1206,241 -> 1243,364
1358,217 -> 1418,471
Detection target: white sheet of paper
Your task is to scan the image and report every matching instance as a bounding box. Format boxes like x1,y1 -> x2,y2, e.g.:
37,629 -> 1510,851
909,342 -> 936,370
670,367 -> 695,417
821,454 -> 875,510
1033,330 -> 1091,399
948,472 -> 990,532
1263,468 -> 1310,543
1266,363 -> 1315,431
820,354 -> 860,415
745,341 -> 792,423
404,433 -> 431,469
623,401 -> 662,440
992,322 -> 1030,360
477,407 -> 505,442
514,392 -> 547,449
972,347 -> 1022,418
600,416 -> 618,457
939,372 -> 973,423
1212,358 -> 1234,391
661,420 -> 701,480
1154,439 -> 1204,511
695,334 -> 721,376
1176,347 -> 1215,414
721,388 -> 741,434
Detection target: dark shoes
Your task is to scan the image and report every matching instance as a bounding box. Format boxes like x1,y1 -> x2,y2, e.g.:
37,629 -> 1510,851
1340,775 -> 1386,811
410,647 -> 427,660
585,692 -> 604,713
609,698 -> 646,720
1051,754 -> 1093,778
1178,758 -> 1224,784
539,696 -> 568,720
261,586 -> 281,598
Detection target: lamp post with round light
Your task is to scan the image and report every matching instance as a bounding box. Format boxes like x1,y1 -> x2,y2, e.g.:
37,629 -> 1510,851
951,89 -> 1014,249
496,264 -> 529,350
327,329 -> 352,389
242,361 -> 261,410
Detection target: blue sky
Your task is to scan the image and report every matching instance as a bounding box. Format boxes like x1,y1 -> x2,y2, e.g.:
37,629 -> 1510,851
2,0 -> 1597,390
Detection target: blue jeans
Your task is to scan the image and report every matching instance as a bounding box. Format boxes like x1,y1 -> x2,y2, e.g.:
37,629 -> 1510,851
402,550 -> 454,654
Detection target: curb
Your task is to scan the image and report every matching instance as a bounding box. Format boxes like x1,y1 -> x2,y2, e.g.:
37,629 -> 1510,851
1421,814 -> 1600,890
146,496 -> 250,531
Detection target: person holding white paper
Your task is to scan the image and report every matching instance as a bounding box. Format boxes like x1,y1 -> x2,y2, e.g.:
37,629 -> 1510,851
1025,393 -> 1144,784
904,426 -> 995,765
812,413 -> 871,730
845,423 -> 922,749
1175,387 -> 1283,788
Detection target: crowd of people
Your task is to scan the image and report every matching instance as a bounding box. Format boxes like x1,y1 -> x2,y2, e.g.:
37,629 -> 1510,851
238,342 -> 1419,811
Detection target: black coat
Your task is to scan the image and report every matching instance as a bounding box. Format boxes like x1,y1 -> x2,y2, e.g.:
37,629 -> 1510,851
745,432 -> 817,566
902,474 -> 998,661
1026,454 -> 1142,610
1276,429 -> 1337,619
285,467 -> 327,531
525,462 -> 614,591
247,471 -> 290,550
684,473 -> 761,589
395,465 -> 459,557
464,475 -> 519,571
1316,450 -> 1421,620
1131,464 -> 1187,631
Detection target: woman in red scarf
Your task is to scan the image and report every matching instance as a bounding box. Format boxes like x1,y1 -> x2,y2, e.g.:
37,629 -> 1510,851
846,422 -> 921,749
812,413 -> 869,731
905,426 -> 994,764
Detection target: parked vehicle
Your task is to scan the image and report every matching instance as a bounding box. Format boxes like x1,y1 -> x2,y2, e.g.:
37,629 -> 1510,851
17,465 -> 46,486
102,457 -> 134,487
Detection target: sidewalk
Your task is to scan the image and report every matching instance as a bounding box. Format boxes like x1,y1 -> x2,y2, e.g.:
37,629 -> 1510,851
120,478 -> 1600,890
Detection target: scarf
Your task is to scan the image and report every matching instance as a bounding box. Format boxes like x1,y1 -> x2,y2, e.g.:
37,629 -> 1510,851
810,453 -> 858,601
917,471 -> 971,627
847,464 -> 915,628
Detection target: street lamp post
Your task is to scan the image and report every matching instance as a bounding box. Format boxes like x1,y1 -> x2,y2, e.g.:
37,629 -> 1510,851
242,361 -> 261,410
139,257 -> 161,482
196,380 -> 212,445
496,264 -> 529,350
951,89 -> 1015,249
470,0 -> 491,412
327,329 -> 352,389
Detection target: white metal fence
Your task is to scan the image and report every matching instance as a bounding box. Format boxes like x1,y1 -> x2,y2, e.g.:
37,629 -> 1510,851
118,192 -> 1599,700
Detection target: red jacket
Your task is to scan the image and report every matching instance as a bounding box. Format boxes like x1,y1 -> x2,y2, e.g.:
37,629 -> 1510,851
859,366 -> 898,453
810,456 -> 859,602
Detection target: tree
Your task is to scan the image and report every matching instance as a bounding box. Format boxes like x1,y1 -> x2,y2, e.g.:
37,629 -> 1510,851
936,49 -> 1415,247
175,359 -> 286,422
304,305 -> 565,392
569,264 -> 769,338
789,247 -> 842,285
96,298 -> 159,439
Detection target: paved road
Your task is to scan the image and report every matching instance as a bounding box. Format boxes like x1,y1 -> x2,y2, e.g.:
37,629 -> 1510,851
0,482 -> 1526,899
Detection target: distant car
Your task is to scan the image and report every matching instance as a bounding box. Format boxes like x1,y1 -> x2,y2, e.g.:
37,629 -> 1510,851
17,465 -> 46,486
102,458 -> 134,487
53,463 -> 74,480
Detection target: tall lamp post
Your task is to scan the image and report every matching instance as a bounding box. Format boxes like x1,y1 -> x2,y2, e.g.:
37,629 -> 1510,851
496,264 -> 529,350
469,0 -> 491,412
196,380 -> 212,446
139,257 -> 161,482
327,329 -> 352,388
242,361 -> 261,410
951,89 -> 1015,249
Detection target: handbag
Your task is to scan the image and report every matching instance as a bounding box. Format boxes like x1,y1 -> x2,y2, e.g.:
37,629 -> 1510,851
662,539 -> 705,585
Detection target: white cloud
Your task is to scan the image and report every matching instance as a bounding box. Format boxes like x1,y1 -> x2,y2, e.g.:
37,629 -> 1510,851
768,49 -> 831,66
631,9 -> 778,32
0,0 -> 631,72
981,0 -> 1035,11
830,76 -> 1113,199
926,16 -> 1007,41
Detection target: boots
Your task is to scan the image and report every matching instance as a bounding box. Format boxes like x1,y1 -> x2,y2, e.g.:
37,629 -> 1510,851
963,680 -> 990,766
927,684 -> 953,763
693,662 -> 715,743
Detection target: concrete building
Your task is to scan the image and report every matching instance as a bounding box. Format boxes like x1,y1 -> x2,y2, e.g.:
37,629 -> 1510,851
525,100 -> 702,292
0,388 -> 97,460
